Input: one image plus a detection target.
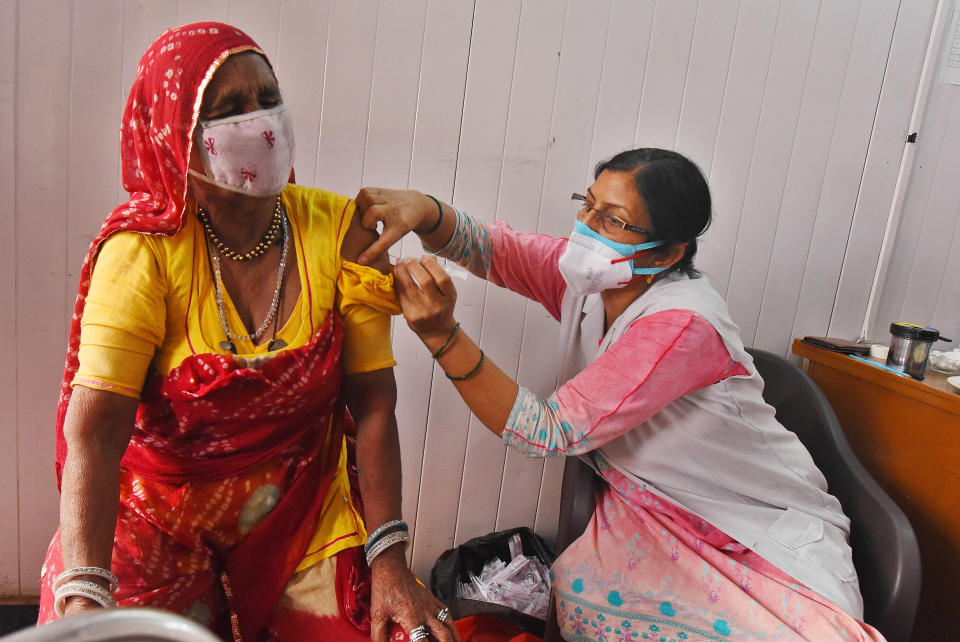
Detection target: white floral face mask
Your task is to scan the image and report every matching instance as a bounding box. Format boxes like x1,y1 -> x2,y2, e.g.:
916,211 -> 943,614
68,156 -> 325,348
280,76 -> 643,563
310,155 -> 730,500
189,104 -> 295,197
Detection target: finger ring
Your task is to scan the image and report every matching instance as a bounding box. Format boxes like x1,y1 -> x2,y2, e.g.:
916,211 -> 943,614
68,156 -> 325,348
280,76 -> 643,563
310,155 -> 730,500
436,607 -> 450,623
408,624 -> 430,641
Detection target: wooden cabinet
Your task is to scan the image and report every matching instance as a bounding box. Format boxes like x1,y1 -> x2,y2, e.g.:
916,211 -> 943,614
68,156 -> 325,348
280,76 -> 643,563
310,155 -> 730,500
792,339 -> 960,640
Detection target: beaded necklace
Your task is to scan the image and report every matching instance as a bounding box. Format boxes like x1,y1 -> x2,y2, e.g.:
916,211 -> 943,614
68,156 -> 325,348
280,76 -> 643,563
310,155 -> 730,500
197,197 -> 283,261
201,206 -> 289,353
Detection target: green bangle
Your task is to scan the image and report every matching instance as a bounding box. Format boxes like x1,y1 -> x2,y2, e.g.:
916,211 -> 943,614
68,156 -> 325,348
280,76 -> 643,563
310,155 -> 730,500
431,322 -> 461,359
414,194 -> 444,235
446,349 -> 485,381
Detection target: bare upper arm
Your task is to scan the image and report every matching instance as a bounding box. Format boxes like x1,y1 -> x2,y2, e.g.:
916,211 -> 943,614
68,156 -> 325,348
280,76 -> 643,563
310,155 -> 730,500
341,212 -> 391,274
342,368 -> 398,421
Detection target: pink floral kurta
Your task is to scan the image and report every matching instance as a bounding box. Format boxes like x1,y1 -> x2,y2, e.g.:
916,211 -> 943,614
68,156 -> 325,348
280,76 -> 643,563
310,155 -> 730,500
435,211 -> 885,641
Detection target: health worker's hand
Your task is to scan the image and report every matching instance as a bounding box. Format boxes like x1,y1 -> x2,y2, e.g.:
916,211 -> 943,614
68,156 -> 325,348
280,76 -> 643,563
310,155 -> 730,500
354,188 -> 437,266
394,255 -> 458,342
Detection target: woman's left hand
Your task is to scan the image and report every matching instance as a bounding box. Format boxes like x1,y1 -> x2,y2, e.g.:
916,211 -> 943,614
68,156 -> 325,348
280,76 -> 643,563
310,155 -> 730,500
394,255 -> 458,343
370,550 -> 458,642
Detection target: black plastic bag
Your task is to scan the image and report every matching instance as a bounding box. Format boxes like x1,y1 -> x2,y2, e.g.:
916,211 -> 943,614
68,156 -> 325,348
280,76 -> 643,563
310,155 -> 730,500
430,527 -> 556,636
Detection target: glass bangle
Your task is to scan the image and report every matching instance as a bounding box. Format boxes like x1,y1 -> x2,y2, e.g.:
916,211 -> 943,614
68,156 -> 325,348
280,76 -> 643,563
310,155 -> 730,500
446,349 -> 485,381
431,323 -> 461,359
414,194 -> 444,235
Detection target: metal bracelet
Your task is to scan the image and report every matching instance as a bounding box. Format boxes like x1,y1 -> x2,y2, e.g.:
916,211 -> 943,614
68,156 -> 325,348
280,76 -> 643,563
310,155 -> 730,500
53,566 -> 119,593
365,529 -> 410,566
54,579 -> 117,617
365,529 -> 410,565
363,519 -> 408,554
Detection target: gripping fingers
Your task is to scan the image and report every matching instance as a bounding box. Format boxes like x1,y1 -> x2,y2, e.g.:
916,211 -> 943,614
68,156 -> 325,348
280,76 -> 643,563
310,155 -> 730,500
357,232 -> 400,267
354,187 -> 384,211
393,262 -> 421,301
420,255 -> 455,298
402,259 -> 440,296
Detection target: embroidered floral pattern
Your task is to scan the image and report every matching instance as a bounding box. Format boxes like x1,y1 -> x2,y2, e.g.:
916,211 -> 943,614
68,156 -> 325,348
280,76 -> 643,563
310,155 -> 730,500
554,591 -> 724,642
550,480 -> 883,641
502,387 -> 587,456
429,206 -> 493,276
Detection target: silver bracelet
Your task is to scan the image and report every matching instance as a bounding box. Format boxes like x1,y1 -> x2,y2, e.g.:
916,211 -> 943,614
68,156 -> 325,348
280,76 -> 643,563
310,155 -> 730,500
54,579 -> 117,617
364,519 -> 406,553
53,566 -> 119,593
365,529 -> 410,566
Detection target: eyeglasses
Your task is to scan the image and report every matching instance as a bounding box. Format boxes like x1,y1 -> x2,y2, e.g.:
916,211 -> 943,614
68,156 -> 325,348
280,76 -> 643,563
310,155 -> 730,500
571,193 -> 653,237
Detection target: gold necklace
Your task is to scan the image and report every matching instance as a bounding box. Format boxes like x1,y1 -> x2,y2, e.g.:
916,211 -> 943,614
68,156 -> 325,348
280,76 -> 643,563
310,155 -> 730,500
197,197 -> 283,261
205,211 -> 290,353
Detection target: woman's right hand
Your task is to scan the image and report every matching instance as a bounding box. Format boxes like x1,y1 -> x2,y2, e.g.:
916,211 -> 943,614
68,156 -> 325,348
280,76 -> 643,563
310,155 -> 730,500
354,188 -> 438,266
394,255 -> 459,344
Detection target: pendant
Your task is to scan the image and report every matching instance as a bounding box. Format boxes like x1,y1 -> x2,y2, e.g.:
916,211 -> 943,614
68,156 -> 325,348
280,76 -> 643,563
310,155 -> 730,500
220,340 -> 237,354
267,338 -> 287,351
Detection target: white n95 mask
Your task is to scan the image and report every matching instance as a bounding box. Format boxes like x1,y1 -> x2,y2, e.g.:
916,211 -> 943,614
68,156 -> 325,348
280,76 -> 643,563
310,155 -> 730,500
558,220 -> 666,296
189,104 -> 295,197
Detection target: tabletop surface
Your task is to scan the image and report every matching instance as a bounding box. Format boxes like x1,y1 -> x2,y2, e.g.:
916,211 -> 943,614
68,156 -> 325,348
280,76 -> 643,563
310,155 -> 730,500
791,338 -> 960,414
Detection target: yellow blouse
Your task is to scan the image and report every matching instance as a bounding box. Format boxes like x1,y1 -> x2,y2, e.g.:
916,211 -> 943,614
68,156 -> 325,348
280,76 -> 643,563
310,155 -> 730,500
72,184 -> 400,568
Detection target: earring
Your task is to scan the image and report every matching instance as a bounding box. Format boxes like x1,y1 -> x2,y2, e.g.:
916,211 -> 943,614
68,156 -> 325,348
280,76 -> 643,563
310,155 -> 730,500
645,274 -> 655,285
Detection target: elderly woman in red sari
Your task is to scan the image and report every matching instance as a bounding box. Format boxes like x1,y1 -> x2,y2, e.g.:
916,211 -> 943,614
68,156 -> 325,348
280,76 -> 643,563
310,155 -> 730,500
39,23 -> 455,642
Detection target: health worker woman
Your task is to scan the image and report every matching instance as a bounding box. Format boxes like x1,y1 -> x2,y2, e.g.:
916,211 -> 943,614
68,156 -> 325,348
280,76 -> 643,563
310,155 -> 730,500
355,148 -> 885,641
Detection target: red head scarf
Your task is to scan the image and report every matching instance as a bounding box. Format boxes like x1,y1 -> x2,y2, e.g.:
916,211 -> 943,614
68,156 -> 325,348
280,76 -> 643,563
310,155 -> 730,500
55,23 -> 267,483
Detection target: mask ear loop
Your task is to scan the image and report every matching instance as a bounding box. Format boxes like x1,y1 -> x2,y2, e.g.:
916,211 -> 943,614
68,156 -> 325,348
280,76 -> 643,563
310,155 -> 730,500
612,249 -> 657,286
610,242 -> 690,286
609,248 -> 656,265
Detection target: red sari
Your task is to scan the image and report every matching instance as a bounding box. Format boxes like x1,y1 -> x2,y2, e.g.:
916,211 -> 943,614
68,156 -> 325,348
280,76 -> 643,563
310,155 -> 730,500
40,315 -> 369,639
40,23 -> 375,640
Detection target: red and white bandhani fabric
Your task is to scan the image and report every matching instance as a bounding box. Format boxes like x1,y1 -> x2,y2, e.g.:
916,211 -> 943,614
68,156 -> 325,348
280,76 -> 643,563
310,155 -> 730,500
43,23 -> 380,640
54,22 -> 266,484
42,315 -> 355,639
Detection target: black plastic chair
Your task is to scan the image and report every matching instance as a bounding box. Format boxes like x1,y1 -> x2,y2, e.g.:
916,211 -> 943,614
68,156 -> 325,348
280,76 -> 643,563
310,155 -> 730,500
548,348 -> 921,641
747,348 -> 920,641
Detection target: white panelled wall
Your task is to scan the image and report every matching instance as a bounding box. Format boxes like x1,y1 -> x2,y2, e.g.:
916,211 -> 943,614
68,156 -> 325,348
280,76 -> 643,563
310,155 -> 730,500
0,0 -> 948,595
870,26 -> 960,350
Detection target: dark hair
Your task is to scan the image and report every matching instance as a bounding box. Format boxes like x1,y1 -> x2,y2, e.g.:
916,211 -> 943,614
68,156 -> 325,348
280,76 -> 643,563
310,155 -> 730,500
594,148 -> 711,277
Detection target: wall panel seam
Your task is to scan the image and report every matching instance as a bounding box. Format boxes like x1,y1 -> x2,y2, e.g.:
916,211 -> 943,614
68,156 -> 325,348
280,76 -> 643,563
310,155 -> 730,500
784,0 -> 864,344
530,0 -> 571,524
718,0 -> 782,299
358,2 -> 382,189
405,1 -> 431,191
632,0 -> 661,146
473,0 -> 522,536
705,0 -> 742,185
12,0 -> 22,597
897,90 -> 958,321
930,210 -> 960,319
742,0 -> 822,348
672,0 -> 702,151
827,0 -> 906,332
311,11 -> 334,187
587,0 -> 617,169
410,0 -> 478,557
